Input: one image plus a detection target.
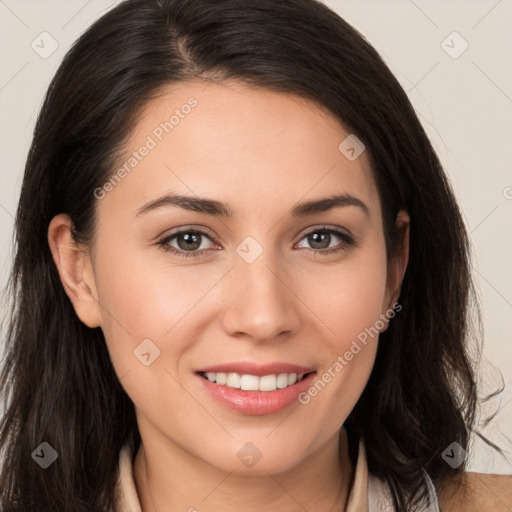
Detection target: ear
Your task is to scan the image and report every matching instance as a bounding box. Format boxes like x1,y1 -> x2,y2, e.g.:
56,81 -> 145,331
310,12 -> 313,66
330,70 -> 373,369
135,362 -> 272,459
383,209 -> 410,316
47,214 -> 102,328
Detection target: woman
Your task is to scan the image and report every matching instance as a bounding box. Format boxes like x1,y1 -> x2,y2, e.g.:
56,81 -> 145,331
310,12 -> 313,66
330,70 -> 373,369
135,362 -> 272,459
0,0 -> 510,510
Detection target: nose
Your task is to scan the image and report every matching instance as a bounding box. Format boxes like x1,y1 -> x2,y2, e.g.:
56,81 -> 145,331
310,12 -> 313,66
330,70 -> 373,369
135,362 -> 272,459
219,246 -> 302,344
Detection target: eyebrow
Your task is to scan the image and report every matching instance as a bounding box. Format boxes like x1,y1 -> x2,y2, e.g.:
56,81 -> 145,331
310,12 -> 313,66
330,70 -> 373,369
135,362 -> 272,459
135,192 -> 370,218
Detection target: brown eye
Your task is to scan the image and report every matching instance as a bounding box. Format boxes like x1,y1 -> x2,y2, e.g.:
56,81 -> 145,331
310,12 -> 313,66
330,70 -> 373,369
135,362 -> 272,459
157,229 -> 216,258
296,227 -> 354,255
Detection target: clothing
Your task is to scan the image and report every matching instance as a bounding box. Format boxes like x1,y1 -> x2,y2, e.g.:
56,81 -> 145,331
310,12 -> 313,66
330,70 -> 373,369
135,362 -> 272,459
113,429 -> 439,511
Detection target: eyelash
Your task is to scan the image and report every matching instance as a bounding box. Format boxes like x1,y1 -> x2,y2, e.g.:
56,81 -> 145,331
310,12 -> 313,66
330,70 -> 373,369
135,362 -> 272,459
156,226 -> 355,259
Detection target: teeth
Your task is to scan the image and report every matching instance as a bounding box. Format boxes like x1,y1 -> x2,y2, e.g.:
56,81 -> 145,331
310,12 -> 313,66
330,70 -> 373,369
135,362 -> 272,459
215,372 -> 226,385
241,374 -> 259,390
259,374 -> 277,391
202,371 -> 310,391
226,372 -> 241,388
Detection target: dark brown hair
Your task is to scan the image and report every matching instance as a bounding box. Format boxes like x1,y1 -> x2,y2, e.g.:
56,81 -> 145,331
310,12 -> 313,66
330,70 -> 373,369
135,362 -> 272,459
0,0 -> 500,510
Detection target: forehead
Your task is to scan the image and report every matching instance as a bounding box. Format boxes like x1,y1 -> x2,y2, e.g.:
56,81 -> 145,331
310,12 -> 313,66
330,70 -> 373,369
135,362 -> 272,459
101,80 -> 380,222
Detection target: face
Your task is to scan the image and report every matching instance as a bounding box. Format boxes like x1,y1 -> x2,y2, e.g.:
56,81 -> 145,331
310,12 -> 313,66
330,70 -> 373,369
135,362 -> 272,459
50,80 -> 408,476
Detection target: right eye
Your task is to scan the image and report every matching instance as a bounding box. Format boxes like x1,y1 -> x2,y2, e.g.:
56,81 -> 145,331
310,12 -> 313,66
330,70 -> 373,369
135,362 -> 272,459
157,229 -> 218,258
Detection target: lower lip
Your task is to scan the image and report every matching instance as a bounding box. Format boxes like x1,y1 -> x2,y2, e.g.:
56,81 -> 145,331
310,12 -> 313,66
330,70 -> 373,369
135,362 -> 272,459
195,372 -> 316,415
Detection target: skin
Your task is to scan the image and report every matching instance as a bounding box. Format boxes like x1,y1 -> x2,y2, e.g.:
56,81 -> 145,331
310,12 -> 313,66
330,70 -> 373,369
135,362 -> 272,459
48,80 -> 409,511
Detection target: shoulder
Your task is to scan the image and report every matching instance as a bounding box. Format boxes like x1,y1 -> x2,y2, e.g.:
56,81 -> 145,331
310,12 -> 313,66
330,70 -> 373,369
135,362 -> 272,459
436,471 -> 512,512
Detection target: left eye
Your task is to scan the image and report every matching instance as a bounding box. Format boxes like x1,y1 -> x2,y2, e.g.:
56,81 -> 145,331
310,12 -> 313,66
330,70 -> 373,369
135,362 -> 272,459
296,228 -> 353,253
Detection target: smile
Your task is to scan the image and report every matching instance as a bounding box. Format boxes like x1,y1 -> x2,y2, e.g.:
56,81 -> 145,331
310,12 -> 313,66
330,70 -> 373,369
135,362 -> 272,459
199,371 -> 314,391
196,370 -> 317,415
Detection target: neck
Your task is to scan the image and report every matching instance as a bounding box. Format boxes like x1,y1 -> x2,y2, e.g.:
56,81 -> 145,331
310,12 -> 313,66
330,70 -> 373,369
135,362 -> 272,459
133,425 -> 354,512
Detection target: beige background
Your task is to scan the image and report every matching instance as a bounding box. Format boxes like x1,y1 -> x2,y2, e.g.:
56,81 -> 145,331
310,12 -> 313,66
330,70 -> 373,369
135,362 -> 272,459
0,0 -> 511,475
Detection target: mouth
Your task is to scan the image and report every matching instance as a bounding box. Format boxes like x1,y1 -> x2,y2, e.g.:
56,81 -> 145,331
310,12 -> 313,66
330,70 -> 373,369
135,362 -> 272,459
195,369 -> 317,415
197,370 -> 316,392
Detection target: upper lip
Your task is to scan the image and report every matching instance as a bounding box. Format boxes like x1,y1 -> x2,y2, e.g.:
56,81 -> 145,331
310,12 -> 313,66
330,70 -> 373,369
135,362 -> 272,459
196,361 -> 316,377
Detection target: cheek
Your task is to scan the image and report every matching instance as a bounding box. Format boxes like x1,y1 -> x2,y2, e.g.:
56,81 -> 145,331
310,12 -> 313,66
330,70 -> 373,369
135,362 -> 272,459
92,248 -> 211,423
299,243 -> 389,349
92,241 -> 223,373
293,242 -> 387,423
